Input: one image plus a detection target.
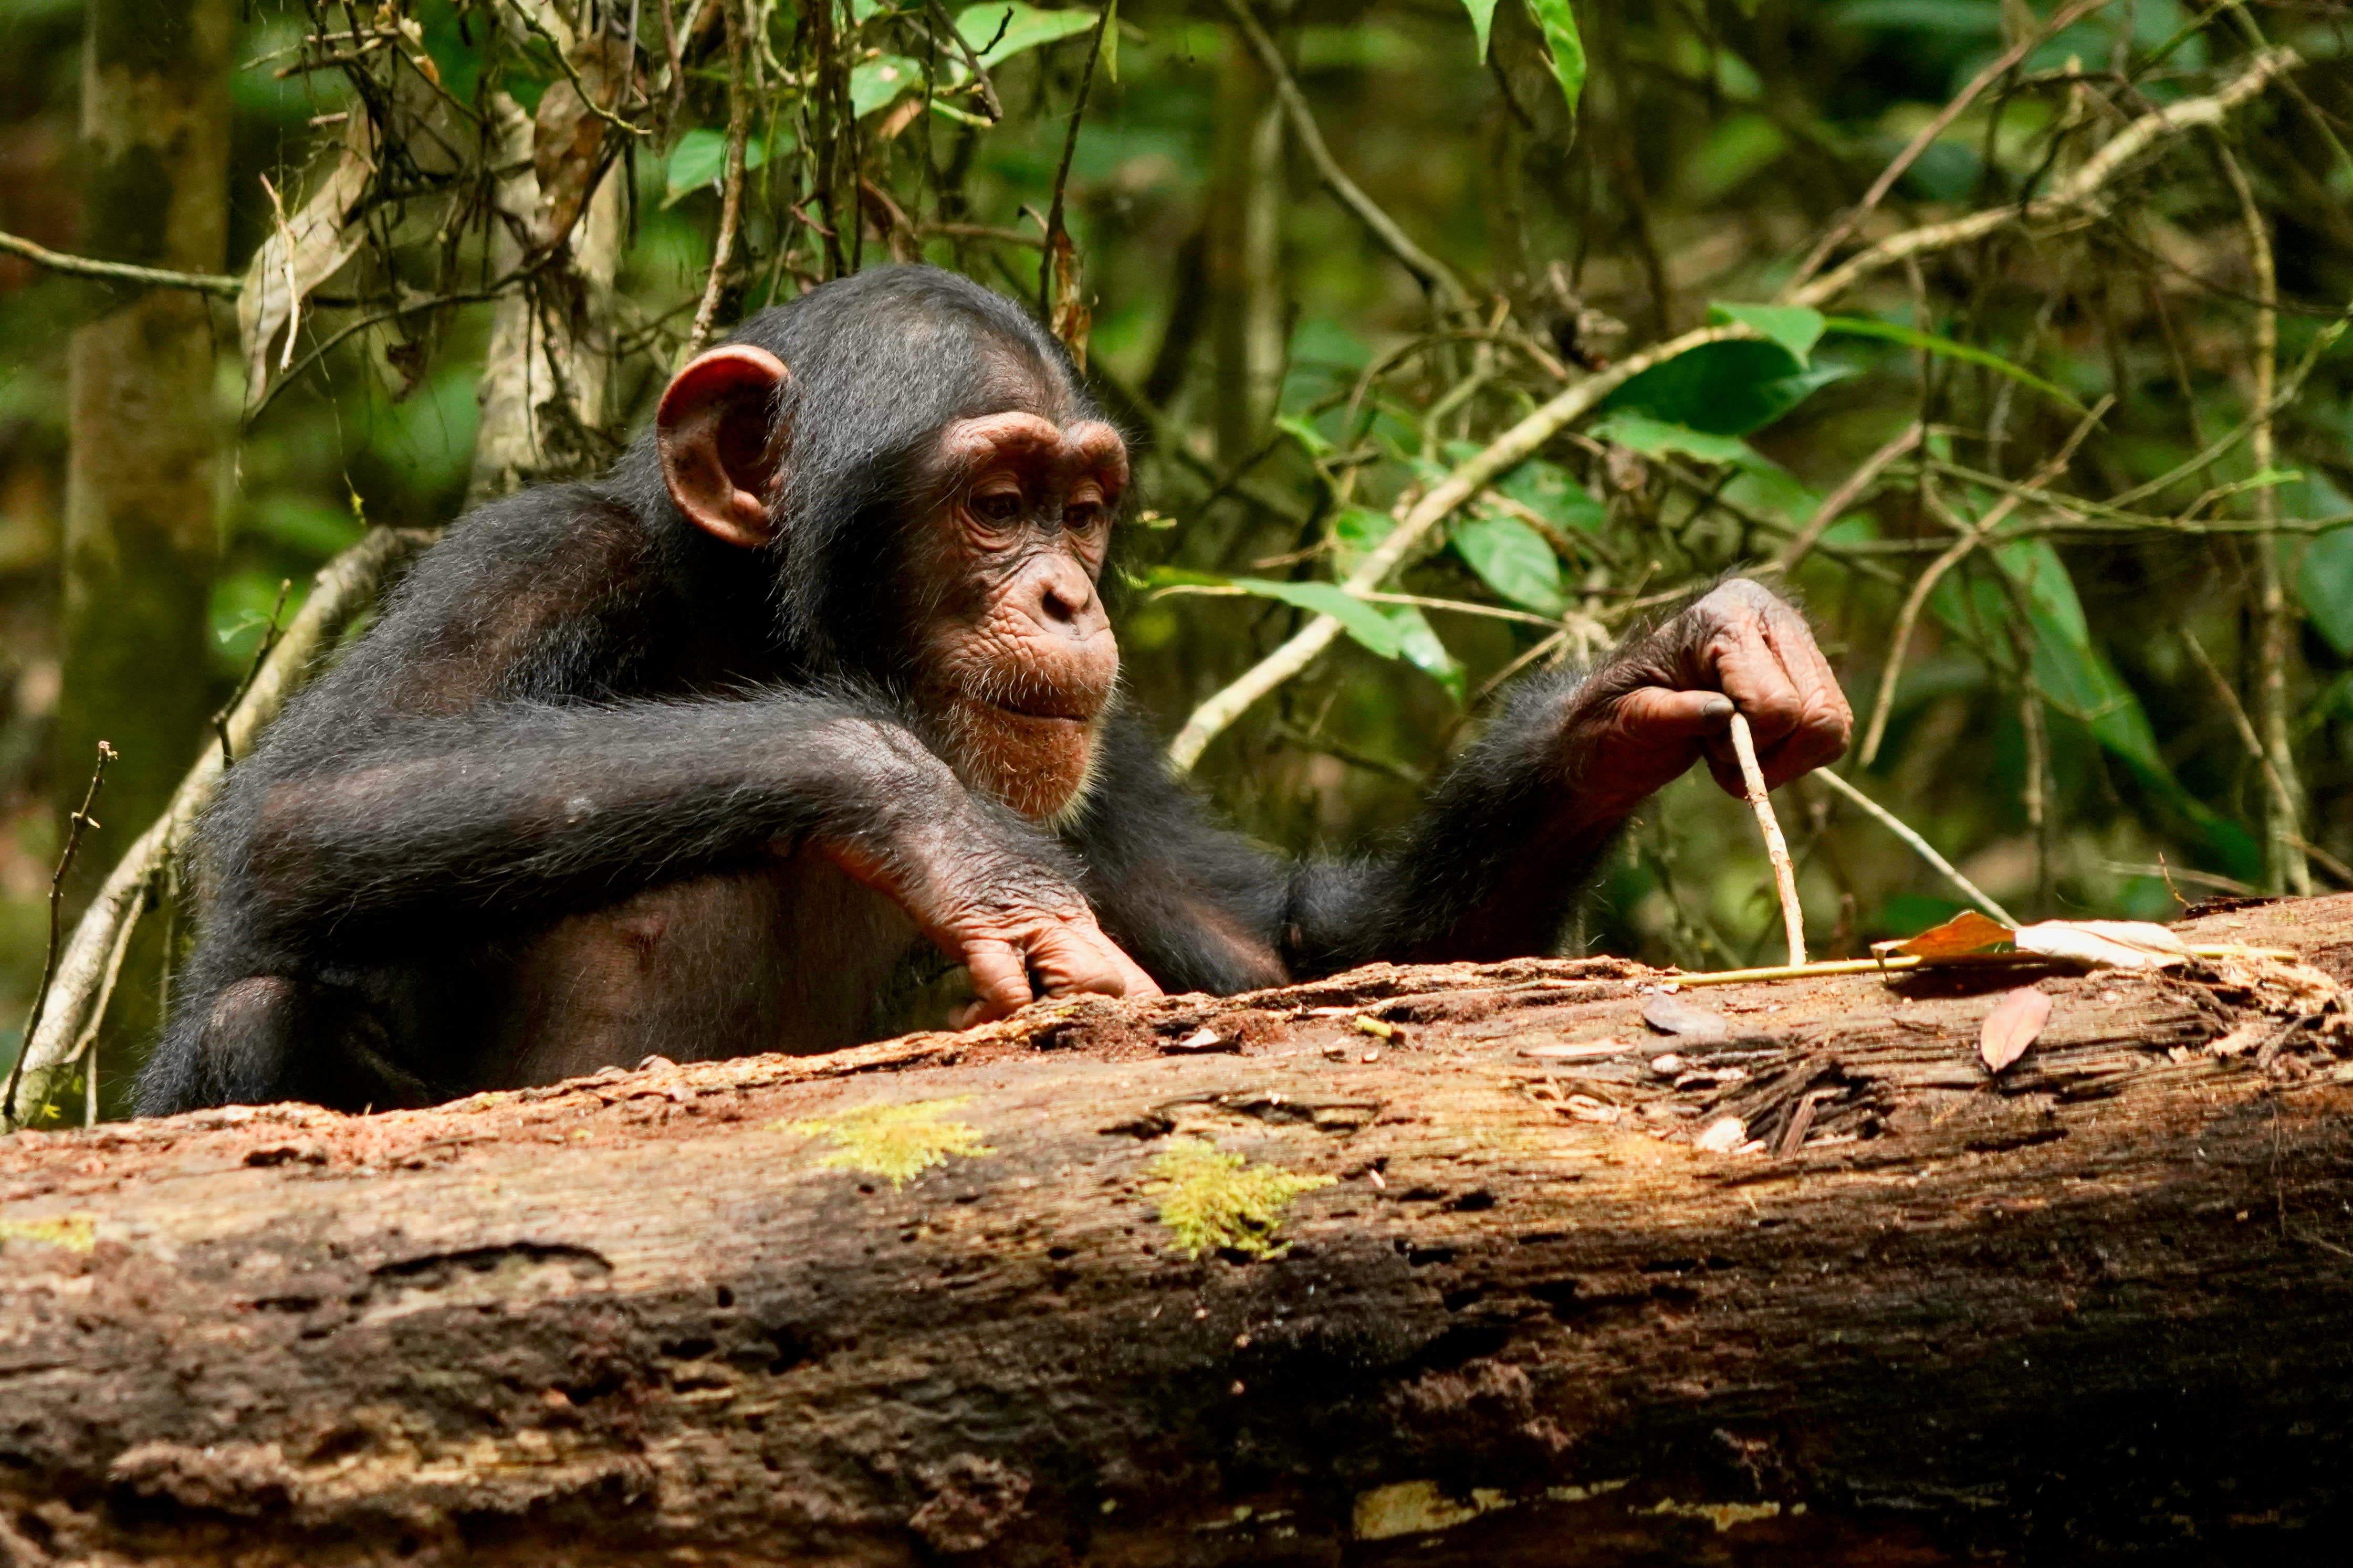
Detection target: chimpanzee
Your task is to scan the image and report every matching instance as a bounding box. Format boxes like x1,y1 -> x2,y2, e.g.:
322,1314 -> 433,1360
137,265 -> 1850,1115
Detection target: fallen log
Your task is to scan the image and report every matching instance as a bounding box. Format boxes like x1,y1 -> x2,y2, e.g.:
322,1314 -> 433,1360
5,895 -> 2353,1565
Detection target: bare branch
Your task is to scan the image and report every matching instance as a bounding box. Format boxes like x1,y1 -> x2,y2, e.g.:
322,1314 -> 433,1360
0,228 -> 242,298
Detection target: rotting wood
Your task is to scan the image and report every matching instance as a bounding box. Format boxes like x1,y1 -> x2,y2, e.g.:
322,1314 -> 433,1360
4,897 -> 2353,1565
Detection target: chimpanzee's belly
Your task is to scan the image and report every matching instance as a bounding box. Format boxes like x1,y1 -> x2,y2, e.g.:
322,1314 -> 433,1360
474,847 -> 965,1088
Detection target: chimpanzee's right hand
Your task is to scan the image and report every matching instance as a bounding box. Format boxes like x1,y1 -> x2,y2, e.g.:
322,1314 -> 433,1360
820,825 -> 1161,1023
937,883 -> 1164,1023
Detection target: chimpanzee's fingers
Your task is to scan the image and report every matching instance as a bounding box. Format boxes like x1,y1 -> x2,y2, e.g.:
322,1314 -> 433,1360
1615,687 -> 1737,736
1747,600 -> 1853,786
1108,940 -> 1164,1001
961,939 -> 1037,1022
1026,918 -> 1144,1001
1708,617 -> 1810,749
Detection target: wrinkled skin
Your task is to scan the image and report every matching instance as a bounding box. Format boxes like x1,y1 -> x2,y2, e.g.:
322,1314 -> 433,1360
1563,578 -> 1853,823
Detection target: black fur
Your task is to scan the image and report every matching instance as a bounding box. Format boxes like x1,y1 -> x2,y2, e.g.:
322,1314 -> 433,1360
139,266 -> 1619,1116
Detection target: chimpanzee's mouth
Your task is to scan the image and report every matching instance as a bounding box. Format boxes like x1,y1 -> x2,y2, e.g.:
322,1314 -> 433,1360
981,689 -> 1103,723
992,700 -> 1101,724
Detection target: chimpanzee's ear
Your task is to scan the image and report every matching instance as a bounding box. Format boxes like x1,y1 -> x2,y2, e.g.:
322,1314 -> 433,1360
655,345 -> 791,549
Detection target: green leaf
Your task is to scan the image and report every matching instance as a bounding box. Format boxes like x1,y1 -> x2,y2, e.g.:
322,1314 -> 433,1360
1821,316 -> 2085,411
1452,513 -> 1566,614
1385,604 -> 1466,702
1684,115 -> 1786,203
1599,340 -> 1849,435
1495,458 -> 1606,531
953,3 -> 1100,68
1459,0 -> 1500,60
1275,412 -> 1333,458
1588,414 -> 1762,467
2299,522 -> 2353,657
1102,0 -> 1118,80
929,98 -> 996,128
850,54 -> 925,118
1708,302 -> 1825,366
663,127 -> 771,207
1330,507 -> 1394,577
1230,578 -> 1403,659
1928,541 -> 2260,880
1522,0 -> 1586,121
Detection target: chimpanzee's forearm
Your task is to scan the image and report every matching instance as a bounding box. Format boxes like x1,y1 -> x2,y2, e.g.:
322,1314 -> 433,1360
221,689 -> 1057,945
1278,664 -> 1630,971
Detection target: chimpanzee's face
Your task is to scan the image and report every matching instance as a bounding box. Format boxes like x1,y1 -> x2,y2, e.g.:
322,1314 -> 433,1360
903,407 -> 1128,822
651,338 -> 1127,824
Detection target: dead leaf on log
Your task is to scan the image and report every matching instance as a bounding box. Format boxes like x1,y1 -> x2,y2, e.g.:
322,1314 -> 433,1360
1890,908 -> 2015,958
1980,986 -> 2053,1074
1642,995 -> 1730,1041
2014,919 -> 2190,971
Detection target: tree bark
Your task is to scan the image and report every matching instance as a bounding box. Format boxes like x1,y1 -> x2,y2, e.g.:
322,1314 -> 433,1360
54,0 -> 231,985
4,895 -> 2353,1565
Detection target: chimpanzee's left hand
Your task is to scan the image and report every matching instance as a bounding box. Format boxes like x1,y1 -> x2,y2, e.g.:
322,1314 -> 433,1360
1561,578 -> 1852,819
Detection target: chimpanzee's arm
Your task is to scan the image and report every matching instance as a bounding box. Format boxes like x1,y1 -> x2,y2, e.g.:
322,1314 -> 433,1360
1069,580 -> 1850,987
219,689 -> 1155,1013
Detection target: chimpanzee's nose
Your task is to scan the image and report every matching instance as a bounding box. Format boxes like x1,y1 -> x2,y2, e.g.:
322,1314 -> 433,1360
1031,555 -> 1104,637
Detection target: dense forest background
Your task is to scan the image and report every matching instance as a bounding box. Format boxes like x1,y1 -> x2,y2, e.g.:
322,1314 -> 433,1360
0,0 -> 2348,1122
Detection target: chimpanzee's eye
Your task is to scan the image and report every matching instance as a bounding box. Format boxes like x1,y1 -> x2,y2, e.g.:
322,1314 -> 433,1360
1064,500 -> 1104,532
973,489 -> 1023,524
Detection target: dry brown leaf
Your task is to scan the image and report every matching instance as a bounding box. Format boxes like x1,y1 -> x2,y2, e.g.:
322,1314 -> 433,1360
238,112 -> 376,402
1890,908 -> 2015,959
1980,986 -> 2052,1074
2013,919 -> 2189,971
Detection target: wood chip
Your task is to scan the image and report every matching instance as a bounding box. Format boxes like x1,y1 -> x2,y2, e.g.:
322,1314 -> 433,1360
1980,986 -> 2053,1074
1694,1116 -> 1748,1152
1164,1027 -> 1237,1055
1641,995 -> 1731,1041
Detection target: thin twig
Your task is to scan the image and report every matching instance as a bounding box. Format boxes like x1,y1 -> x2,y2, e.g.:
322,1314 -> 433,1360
1215,0 -> 1470,312
1784,0 -> 2111,294
2216,142 -> 2308,898
923,0 -> 1001,122
1728,713 -> 1806,967
1038,7 -> 1108,322
2180,624 -> 2300,856
1808,769 -> 2021,925
1789,48 -> 2299,310
1856,396 -> 2111,766
0,228 -> 243,298
3,743 -> 116,1128
1776,422 -> 1922,570
686,0 -> 749,357
214,578 -> 292,767
505,0 -> 649,136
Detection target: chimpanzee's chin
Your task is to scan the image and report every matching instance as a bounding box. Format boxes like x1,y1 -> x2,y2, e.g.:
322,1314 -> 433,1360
949,700 -> 1099,821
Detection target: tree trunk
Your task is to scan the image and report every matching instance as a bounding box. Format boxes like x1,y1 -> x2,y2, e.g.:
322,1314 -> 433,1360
1206,27 -> 1287,467
4,895 -> 2353,1565
53,0 -> 232,1104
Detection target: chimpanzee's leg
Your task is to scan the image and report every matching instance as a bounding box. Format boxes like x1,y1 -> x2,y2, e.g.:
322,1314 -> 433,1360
157,975 -> 433,1113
